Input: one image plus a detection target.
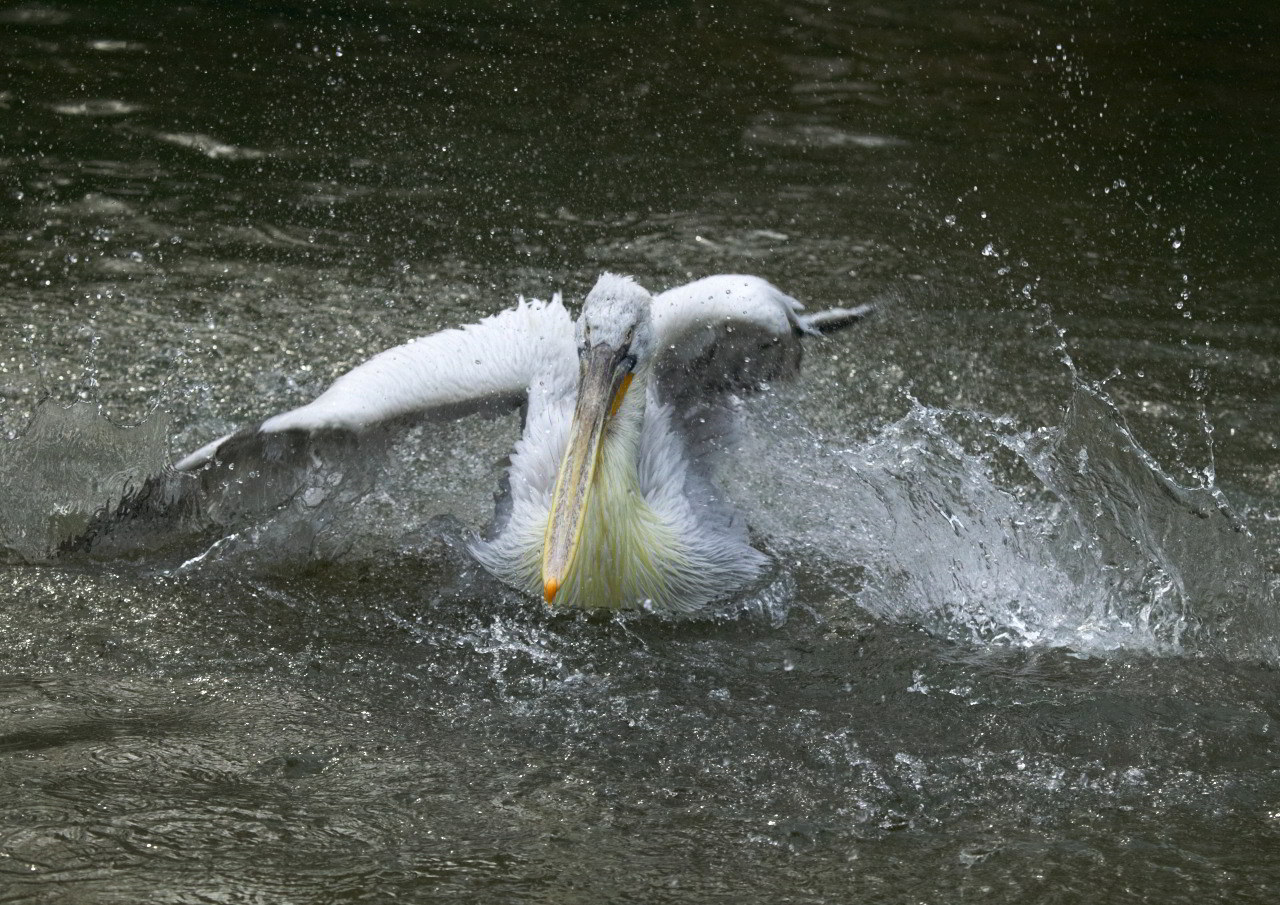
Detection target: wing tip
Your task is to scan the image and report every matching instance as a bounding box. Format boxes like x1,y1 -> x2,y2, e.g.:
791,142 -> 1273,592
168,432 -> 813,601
800,304 -> 874,335
174,432 -> 233,472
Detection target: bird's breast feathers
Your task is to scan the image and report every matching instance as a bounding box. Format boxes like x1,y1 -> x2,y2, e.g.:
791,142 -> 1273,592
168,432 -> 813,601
471,398 -> 764,612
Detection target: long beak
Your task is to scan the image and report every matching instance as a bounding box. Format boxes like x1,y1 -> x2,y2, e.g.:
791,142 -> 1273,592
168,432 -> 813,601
542,344 -> 631,605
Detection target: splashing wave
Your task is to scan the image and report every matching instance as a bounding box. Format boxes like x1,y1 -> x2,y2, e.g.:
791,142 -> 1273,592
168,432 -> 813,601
737,383 -> 1277,660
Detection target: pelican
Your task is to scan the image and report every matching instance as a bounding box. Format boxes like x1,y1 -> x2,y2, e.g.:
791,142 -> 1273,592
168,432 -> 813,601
170,274 -> 869,612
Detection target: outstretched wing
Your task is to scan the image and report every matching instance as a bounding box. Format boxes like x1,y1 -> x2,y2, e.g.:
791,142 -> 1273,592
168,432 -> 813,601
650,274 -> 869,407
64,296 -> 576,555
63,296 -> 576,555
176,296 -> 576,472
642,275 -> 870,553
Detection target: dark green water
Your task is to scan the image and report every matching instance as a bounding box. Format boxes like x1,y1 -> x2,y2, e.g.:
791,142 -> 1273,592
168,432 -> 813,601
1,1 -> 1278,902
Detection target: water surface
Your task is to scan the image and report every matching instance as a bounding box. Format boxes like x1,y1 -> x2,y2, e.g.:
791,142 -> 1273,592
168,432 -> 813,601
2,1 -> 1278,902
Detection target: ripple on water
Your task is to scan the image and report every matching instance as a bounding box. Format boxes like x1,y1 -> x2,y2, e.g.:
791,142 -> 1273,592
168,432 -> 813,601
50,100 -> 145,116
154,132 -> 267,161
742,119 -> 909,151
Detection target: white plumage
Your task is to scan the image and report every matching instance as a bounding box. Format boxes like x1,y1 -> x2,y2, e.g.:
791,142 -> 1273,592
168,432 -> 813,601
174,273 -> 869,612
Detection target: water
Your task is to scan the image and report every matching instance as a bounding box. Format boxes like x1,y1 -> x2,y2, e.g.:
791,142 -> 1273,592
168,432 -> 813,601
2,1 -> 1279,901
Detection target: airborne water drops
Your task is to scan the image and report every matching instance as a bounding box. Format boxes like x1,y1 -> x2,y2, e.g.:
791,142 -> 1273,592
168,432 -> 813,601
0,3 -> 1275,904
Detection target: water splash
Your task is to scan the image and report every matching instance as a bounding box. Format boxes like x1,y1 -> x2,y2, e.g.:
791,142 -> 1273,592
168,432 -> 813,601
0,403 -> 399,566
0,404 -> 170,561
737,381 -> 1277,661
3,383 -> 1275,662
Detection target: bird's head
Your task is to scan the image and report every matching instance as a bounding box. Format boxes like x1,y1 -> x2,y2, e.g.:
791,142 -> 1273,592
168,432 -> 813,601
542,273 -> 655,606
574,272 -> 657,365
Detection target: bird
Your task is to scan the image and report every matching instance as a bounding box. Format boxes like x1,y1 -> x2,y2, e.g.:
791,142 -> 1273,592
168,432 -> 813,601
160,273 -> 870,613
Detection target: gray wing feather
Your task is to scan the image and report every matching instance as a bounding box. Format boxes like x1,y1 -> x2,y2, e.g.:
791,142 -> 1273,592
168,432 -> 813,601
650,274 -> 869,407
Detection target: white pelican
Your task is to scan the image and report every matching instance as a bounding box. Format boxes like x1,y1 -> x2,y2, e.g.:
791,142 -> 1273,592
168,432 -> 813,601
173,274 -> 869,612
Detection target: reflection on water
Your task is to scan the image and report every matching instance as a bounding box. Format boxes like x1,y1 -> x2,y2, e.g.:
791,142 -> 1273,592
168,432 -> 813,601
2,0 -> 1279,902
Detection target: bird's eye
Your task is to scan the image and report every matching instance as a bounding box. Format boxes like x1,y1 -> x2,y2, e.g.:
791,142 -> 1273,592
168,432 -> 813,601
620,352 -> 637,372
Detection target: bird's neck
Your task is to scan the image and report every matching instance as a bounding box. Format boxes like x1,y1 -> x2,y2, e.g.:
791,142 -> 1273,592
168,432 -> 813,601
599,363 -> 649,468
572,364 -> 683,608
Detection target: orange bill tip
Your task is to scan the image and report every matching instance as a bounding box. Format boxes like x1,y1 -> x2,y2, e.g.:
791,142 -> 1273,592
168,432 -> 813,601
543,577 -> 560,605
